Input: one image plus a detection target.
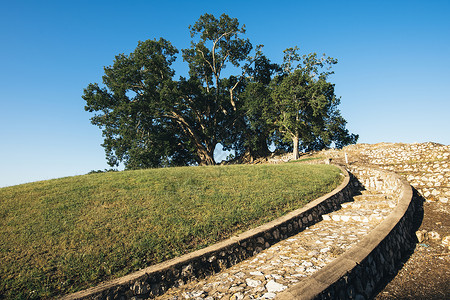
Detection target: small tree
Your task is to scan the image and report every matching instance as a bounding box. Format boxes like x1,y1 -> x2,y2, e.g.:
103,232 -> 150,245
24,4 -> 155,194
271,47 -> 357,159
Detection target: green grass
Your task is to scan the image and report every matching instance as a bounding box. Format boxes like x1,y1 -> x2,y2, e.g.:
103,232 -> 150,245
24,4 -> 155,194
0,163 -> 342,299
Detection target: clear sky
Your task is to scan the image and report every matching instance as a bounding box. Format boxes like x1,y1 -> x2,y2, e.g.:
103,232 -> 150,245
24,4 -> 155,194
1,0 -> 449,188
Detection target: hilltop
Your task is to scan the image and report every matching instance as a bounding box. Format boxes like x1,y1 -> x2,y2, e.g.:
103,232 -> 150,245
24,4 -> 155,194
313,142 -> 450,299
0,163 -> 341,299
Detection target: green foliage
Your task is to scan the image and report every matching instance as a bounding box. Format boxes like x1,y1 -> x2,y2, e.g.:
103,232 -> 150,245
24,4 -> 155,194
0,164 -> 342,298
83,38 -> 196,169
271,47 -> 358,158
83,13 -> 357,168
230,55 -> 281,159
87,169 -> 118,174
84,14 -> 260,167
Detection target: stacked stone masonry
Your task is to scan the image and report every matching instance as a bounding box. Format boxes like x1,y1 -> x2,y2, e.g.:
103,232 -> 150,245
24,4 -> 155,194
277,165 -> 417,299
324,142 -> 449,204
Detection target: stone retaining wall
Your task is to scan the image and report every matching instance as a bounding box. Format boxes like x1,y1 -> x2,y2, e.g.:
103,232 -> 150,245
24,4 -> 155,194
63,167 -> 354,300
278,164 -> 418,300
325,142 -> 450,204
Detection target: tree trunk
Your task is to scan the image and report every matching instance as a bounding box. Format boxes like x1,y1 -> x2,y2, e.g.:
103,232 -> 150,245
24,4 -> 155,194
292,136 -> 300,160
248,135 -> 271,160
197,147 -> 216,166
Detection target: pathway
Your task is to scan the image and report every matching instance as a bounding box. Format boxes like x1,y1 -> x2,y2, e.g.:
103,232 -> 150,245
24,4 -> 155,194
157,187 -> 396,299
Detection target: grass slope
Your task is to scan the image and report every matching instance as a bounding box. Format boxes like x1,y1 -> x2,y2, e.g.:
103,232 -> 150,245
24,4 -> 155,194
0,163 -> 342,299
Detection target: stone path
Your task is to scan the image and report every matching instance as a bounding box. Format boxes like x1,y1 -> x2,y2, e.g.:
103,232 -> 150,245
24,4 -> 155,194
325,142 -> 450,205
157,188 -> 396,299
317,142 -> 450,299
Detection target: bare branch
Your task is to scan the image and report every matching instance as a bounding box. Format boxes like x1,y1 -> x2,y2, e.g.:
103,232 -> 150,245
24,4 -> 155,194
227,50 -> 263,111
197,48 -> 215,75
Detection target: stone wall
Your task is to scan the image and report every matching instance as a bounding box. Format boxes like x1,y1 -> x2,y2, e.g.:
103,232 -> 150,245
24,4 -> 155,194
63,167 -> 355,300
327,142 -> 450,204
278,164 -> 418,300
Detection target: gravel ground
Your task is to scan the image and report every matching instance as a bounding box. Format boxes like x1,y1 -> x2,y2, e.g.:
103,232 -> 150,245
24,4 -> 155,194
374,200 -> 450,300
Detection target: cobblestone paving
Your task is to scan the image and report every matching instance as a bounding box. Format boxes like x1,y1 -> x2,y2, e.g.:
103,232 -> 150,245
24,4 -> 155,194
157,189 -> 396,300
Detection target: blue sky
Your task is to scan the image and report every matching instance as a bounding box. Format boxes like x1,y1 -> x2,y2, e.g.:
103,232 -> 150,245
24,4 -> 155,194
1,0 -> 449,187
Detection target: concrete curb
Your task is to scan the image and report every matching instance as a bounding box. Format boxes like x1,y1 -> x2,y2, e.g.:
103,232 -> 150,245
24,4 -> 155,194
62,165 -> 353,299
277,164 -> 416,300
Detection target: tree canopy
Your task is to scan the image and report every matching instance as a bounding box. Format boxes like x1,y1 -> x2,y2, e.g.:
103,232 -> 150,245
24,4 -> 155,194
270,47 -> 358,159
83,14 -> 358,169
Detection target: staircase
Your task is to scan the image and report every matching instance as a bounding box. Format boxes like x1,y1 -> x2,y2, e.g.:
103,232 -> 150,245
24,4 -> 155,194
158,189 -> 397,299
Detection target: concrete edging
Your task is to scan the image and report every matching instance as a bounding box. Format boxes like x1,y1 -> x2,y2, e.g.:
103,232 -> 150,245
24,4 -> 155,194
62,165 -> 353,299
277,164 -> 417,300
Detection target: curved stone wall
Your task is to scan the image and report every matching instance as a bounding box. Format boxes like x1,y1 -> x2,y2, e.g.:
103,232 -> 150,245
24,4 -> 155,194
277,164 -> 418,300
63,166 -> 354,300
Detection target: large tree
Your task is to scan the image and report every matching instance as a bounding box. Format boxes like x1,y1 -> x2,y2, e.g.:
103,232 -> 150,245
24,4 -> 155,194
83,16 -> 357,169
271,47 -> 358,159
177,13 -> 254,164
83,14 -> 257,168
83,38 -> 197,169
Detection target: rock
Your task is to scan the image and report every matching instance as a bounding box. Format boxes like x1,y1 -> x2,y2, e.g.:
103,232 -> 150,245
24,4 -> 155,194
260,292 -> 277,299
183,290 -> 204,298
341,215 -> 351,222
246,278 -> 262,287
250,271 -> 264,276
302,261 -> 313,267
332,215 -> 341,221
181,264 -> 193,277
132,281 -> 150,295
230,292 -> 244,300
229,286 -> 244,292
265,280 -> 287,293
416,230 -> 427,243
442,236 -> 450,247
428,231 -> 441,240
439,197 -> 448,203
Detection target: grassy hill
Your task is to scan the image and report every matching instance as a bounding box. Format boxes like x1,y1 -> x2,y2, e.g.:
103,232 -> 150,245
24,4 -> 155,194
0,163 -> 342,299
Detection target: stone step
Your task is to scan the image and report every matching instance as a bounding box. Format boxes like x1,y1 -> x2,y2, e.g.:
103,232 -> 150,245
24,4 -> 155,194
341,200 -> 396,209
322,194 -> 394,222
353,193 -> 393,200
322,212 -> 387,223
